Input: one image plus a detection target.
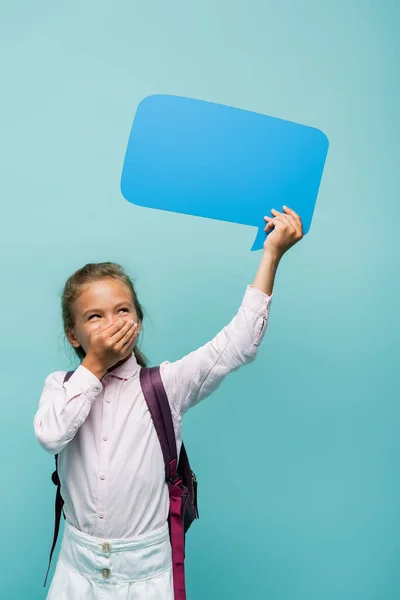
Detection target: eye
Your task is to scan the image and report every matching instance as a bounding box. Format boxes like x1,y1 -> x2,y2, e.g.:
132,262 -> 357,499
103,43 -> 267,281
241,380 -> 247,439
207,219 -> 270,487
87,308 -> 129,321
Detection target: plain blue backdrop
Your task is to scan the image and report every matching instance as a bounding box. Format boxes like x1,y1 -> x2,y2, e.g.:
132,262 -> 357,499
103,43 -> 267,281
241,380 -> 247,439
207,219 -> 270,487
0,1 -> 399,599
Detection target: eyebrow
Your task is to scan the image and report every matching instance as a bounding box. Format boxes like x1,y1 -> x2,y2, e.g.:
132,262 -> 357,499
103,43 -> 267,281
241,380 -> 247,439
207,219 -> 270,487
82,302 -> 132,318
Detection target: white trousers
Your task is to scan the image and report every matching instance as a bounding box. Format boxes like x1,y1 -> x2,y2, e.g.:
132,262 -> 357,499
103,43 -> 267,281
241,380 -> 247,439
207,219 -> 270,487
47,520 -> 174,599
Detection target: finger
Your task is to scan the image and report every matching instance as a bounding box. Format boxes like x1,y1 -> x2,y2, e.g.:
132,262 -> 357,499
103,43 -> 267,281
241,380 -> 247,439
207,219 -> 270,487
283,205 -> 303,232
282,205 -> 299,219
118,325 -> 139,353
274,214 -> 302,242
114,328 -> 135,352
264,216 -> 273,229
272,207 -> 297,225
264,218 -> 277,232
282,214 -> 297,229
272,210 -> 299,233
271,209 -> 299,232
265,215 -> 294,236
109,320 -> 135,344
270,214 -> 291,229
101,318 -> 129,336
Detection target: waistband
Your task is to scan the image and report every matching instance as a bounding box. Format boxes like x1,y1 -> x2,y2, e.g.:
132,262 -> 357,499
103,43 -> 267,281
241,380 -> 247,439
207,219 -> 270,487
61,520 -> 172,583
65,520 -> 170,555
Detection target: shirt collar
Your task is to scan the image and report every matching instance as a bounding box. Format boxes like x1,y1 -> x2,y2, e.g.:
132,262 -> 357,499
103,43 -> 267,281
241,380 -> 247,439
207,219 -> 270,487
104,352 -> 140,380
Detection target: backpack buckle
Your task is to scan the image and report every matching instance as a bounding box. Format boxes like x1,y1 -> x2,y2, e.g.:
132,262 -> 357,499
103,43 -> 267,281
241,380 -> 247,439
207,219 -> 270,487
169,472 -> 183,486
168,459 -> 182,486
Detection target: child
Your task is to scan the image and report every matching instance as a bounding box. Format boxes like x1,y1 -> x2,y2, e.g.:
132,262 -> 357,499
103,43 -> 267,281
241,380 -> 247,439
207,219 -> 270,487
34,206 -> 303,599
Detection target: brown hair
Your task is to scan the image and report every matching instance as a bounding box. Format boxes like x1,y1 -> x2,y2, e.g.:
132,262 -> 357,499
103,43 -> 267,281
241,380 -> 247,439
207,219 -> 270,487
61,262 -> 147,367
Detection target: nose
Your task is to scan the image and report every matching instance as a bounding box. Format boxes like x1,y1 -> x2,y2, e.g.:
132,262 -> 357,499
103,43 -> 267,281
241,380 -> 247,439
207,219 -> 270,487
112,315 -> 127,326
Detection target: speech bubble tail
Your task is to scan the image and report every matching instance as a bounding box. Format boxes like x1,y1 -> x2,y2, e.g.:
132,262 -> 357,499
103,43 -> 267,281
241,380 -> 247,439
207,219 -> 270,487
250,226 -> 266,252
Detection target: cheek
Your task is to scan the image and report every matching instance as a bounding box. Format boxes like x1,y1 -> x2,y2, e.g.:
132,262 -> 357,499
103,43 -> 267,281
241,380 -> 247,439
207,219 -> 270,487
87,322 -> 104,337
75,324 -> 93,345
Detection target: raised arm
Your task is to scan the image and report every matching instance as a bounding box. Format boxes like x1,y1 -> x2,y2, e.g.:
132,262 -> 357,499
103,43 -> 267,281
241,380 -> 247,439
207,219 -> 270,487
160,284 -> 273,416
33,365 -> 103,455
160,205 -> 303,416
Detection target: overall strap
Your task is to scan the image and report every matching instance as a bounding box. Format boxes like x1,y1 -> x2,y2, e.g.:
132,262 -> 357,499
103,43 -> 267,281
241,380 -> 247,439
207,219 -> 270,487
44,370 -> 74,587
139,366 -> 186,600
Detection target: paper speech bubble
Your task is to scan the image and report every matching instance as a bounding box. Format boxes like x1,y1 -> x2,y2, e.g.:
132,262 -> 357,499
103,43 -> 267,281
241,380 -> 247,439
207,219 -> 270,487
121,95 -> 329,250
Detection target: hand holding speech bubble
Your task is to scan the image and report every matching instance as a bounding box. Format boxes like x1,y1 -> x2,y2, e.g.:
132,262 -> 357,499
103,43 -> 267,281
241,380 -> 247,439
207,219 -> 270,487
121,95 -> 329,251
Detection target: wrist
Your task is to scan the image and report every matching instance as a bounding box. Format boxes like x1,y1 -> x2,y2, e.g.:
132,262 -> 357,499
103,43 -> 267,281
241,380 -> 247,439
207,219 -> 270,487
262,247 -> 283,265
81,356 -> 107,381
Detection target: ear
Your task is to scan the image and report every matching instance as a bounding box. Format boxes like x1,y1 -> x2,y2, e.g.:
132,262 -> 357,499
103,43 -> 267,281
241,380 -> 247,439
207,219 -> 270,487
66,329 -> 81,348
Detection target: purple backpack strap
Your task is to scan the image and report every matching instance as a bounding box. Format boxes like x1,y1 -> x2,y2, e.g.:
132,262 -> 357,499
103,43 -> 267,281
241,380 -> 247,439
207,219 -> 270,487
139,367 -> 179,476
139,366 -> 187,600
44,370 -> 74,587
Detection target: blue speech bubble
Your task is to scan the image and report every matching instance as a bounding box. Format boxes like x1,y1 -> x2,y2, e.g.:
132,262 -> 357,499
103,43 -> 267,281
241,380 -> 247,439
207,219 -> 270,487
121,95 -> 329,250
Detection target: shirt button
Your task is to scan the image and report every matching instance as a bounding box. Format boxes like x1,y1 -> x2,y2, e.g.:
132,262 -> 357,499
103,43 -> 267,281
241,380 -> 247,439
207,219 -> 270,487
101,568 -> 111,579
102,435 -> 108,441
100,473 -> 106,480
102,542 -> 111,553
99,512 -> 105,519
105,397 -> 111,403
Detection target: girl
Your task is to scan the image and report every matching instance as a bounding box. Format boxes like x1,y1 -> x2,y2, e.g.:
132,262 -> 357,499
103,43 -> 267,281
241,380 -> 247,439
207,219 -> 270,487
34,206 -> 303,599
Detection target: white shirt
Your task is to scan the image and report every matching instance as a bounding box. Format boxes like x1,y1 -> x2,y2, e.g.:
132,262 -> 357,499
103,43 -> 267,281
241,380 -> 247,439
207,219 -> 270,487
34,285 -> 272,539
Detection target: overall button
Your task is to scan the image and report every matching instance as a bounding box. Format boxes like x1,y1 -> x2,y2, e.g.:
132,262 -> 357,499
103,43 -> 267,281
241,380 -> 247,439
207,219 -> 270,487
101,568 -> 111,579
102,542 -> 111,553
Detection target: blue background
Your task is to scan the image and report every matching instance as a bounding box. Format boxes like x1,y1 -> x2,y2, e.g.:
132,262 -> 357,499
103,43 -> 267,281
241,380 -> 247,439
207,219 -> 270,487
1,1 -> 399,599
121,94 -> 329,250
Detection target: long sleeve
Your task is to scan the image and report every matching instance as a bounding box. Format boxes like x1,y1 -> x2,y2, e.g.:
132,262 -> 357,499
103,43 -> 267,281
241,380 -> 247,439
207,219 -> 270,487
160,285 -> 273,417
33,364 -> 103,455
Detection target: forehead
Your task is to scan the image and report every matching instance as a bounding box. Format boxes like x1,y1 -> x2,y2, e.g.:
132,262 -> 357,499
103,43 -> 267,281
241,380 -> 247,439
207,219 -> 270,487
75,278 -> 133,312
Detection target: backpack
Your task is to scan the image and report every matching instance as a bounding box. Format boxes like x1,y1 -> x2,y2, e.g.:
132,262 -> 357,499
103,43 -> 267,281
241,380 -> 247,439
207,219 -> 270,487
44,365 -> 199,600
